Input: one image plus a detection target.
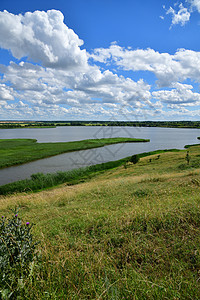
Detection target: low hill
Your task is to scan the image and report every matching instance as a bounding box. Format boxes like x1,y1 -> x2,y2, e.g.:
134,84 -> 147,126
0,145 -> 200,299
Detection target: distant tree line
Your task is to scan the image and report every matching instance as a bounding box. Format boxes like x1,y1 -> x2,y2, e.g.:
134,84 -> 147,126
1,120 -> 200,129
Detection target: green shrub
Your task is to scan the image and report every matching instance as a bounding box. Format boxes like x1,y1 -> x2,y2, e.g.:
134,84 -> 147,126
0,210 -> 38,299
129,154 -> 140,164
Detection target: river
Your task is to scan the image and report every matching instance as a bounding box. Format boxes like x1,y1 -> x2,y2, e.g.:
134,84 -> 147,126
0,126 -> 199,185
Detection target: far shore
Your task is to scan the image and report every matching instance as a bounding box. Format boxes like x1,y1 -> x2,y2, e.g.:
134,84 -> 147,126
1,120 -> 200,129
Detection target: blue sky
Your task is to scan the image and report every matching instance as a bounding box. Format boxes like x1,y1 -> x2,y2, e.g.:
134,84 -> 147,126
0,0 -> 200,121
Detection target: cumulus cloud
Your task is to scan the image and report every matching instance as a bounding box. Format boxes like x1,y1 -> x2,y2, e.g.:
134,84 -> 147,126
1,9 -> 200,120
152,83 -> 200,105
0,10 -> 88,70
0,57 -> 153,120
90,45 -> 200,86
70,68 -> 151,105
0,84 -> 15,100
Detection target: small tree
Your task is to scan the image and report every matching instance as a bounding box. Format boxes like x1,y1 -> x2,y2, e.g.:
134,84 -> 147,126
185,151 -> 191,165
129,154 -> 140,165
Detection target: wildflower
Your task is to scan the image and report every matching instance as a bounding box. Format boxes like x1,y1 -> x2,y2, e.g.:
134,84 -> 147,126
26,222 -> 30,225
15,214 -> 18,217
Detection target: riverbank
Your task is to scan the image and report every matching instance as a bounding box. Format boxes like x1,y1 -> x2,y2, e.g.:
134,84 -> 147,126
0,144 -> 200,298
0,148 -> 181,195
0,137 -> 149,169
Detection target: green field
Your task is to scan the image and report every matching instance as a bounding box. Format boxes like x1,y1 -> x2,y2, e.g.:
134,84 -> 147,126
0,137 -> 149,169
0,144 -> 200,299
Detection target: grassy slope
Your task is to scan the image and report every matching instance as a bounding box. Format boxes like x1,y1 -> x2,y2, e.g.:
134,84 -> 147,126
0,145 -> 200,299
0,137 -> 149,169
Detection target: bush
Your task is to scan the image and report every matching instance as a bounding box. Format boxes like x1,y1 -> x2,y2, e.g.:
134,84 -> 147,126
0,210 -> 38,299
129,154 -> 140,164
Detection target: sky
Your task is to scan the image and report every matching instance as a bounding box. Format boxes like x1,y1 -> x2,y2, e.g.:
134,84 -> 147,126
0,1 -> 200,121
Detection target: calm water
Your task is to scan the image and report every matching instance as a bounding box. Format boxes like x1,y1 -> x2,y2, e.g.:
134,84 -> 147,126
0,126 -> 199,185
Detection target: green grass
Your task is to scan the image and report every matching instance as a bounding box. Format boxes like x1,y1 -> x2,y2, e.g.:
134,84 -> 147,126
0,137 -> 149,169
0,145 -> 200,298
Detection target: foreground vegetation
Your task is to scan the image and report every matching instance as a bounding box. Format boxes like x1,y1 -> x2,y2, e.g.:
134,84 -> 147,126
0,137 -> 149,169
1,120 -> 200,129
0,144 -> 200,299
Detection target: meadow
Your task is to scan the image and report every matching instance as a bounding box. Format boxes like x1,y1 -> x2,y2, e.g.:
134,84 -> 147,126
0,144 -> 200,299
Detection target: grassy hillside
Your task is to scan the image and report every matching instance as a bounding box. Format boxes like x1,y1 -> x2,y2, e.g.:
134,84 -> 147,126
0,145 -> 200,299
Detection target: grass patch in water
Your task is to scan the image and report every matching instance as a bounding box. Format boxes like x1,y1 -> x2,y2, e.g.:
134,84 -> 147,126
0,137 -> 149,169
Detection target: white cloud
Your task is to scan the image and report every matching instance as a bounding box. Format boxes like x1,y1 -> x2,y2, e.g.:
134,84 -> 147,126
166,3 -> 190,27
2,41 -> 200,120
190,0 -> 200,12
152,82 -> 200,105
164,0 -> 200,27
0,10 -> 88,70
0,84 -> 15,100
91,45 -> 200,86
0,57 -> 153,120
1,9 -> 200,120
